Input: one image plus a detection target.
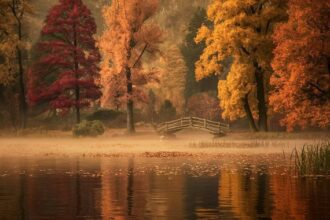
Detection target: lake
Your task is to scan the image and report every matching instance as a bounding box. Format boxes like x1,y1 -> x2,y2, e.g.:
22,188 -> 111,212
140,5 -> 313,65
0,155 -> 329,220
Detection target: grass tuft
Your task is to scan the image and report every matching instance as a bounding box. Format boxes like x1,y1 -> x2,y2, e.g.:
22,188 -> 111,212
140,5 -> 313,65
293,142 -> 330,177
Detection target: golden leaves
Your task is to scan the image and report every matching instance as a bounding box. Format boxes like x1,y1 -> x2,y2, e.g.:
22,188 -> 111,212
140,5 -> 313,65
218,60 -> 258,120
195,0 -> 287,122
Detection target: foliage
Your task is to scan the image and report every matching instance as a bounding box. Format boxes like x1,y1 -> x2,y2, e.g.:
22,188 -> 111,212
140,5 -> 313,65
270,0 -> 330,131
293,142 -> 330,176
181,7 -> 217,100
160,45 -> 187,113
28,0 -> 101,122
0,0 -> 16,86
99,0 -> 162,132
146,89 -> 157,123
0,0 -> 32,128
187,92 -> 220,120
195,0 -> 287,131
0,0 -> 31,86
158,99 -> 176,122
218,60 -> 258,120
156,0 -> 208,45
72,120 -> 105,137
86,109 -> 122,123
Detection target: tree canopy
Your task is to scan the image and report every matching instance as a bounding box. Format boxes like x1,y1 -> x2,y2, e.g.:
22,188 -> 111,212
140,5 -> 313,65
28,0 -> 101,123
270,0 -> 330,131
195,0 -> 287,131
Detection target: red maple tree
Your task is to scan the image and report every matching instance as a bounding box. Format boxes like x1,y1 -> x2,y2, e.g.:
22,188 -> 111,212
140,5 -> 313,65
28,0 -> 101,123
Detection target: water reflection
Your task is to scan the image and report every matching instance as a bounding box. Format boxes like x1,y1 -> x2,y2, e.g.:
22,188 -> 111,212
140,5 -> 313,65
0,157 -> 329,219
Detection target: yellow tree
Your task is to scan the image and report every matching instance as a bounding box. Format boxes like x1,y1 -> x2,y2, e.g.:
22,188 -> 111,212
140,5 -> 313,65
99,0 -> 162,134
0,0 -> 16,86
160,44 -> 187,114
195,0 -> 287,131
0,0 -> 32,128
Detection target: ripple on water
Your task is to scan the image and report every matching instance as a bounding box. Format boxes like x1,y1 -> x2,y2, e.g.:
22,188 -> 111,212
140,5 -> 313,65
0,155 -> 329,219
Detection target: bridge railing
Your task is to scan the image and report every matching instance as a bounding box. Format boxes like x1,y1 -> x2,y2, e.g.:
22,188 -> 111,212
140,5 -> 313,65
156,117 -> 230,134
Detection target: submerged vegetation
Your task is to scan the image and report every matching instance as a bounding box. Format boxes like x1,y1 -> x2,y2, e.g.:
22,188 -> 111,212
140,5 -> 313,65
293,142 -> 330,177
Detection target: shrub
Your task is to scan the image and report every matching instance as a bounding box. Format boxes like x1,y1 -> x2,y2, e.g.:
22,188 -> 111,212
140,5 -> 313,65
73,120 -> 105,137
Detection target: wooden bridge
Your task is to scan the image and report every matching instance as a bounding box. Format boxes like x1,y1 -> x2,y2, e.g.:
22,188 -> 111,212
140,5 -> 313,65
155,117 -> 230,136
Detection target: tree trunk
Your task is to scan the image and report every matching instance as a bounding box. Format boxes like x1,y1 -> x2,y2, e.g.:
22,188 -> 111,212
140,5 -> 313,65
242,94 -> 258,132
17,21 -> 27,129
73,23 -> 80,124
254,62 -> 268,132
126,67 -> 135,134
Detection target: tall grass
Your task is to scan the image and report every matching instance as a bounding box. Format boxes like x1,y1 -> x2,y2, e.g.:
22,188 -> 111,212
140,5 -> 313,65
293,142 -> 330,176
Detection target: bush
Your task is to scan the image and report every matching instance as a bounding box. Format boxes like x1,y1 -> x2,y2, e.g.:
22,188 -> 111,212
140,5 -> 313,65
73,120 -> 105,137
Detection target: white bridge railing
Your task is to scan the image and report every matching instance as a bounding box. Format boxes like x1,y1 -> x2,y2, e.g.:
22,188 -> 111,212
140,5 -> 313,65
155,117 -> 230,135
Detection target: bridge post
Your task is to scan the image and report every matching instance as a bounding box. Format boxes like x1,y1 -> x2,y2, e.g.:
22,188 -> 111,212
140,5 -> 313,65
204,119 -> 206,128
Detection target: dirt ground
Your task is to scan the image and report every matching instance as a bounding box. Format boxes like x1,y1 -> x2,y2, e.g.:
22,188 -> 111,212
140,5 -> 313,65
0,127 -> 328,157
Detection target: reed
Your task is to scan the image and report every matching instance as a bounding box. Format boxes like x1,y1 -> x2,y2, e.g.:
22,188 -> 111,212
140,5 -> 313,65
293,142 -> 330,176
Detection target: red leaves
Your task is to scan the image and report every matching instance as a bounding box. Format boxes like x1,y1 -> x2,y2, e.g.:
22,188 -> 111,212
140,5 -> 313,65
28,0 -> 101,114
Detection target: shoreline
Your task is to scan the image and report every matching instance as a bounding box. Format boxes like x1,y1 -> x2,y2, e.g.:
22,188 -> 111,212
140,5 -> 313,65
0,129 -> 328,158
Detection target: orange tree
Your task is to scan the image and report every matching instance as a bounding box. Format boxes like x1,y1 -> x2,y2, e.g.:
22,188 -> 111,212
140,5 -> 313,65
270,0 -> 330,131
99,0 -> 162,134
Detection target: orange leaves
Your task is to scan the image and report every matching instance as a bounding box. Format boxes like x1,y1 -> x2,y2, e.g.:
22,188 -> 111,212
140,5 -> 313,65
99,0 -> 162,109
270,0 -> 330,131
133,23 -> 163,53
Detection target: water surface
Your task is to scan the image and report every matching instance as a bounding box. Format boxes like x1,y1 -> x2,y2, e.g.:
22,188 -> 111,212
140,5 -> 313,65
0,156 -> 329,220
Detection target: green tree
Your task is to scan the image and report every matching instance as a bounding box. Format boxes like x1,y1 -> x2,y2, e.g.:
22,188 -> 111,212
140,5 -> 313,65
159,99 -> 176,122
181,7 -> 218,102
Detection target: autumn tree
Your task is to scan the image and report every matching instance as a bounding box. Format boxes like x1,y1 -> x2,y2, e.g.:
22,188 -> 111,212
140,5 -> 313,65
0,0 -> 16,86
160,45 -> 187,114
0,1 -> 17,127
187,92 -> 220,121
28,0 -> 101,124
99,0 -> 162,134
0,0 -> 32,128
270,0 -> 330,131
195,0 -> 287,132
